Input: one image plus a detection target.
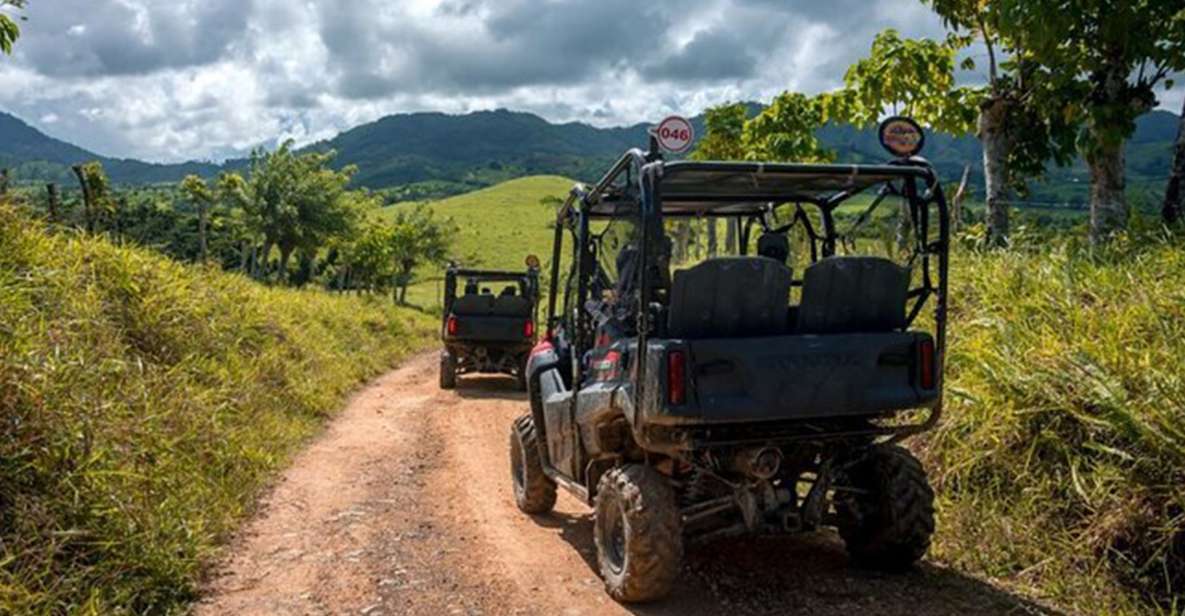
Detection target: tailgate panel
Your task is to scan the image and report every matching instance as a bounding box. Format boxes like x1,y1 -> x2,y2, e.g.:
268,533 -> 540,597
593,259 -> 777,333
651,332 -> 935,424
451,316 -> 528,343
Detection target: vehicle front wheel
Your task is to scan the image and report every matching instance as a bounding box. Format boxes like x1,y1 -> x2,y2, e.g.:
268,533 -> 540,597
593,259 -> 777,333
594,464 -> 683,603
509,414 -> 556,514
835,444 -> 935,571
439,351 -> 456,390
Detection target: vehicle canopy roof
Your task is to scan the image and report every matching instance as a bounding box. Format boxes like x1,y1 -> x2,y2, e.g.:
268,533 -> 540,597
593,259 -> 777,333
572,156 -> 935,219
447,268 -> 536,282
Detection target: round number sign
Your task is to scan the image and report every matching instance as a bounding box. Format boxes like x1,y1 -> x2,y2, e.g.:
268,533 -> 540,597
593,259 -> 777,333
878,116 -> 926,158
654,115 -> 695,154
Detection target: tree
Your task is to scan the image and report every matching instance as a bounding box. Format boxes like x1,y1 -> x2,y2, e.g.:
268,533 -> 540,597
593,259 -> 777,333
825,29 -> 979,134
0,0 -> 26,55
1164,97 -> 1185,226
992,0 -> 1185,242
690,103 -> 751,256
71,161 -> 114,234
335,221 -> 396,294
215,171 -> 255,273
387,205 -> 456,305
742,92 -> 833,163
179,175 -> 214,264
831,20 -> 1079,246
914,0 -> 1019,210
826,28 -> 994,241
691,103 -> 749,161
825,29 -> 981,246
237,141 -> 359,282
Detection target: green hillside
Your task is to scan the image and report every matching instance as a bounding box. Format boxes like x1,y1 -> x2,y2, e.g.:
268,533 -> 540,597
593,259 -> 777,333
0,203 -> 436,613
380,175 -> 573,308
0,112 -> 221,186
308,109 -> 650,187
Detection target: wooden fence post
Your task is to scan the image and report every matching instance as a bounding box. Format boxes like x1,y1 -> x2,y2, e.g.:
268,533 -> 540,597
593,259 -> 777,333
71,165 -> 95,233
952,164 -> 971,231
46,183 -> 59,222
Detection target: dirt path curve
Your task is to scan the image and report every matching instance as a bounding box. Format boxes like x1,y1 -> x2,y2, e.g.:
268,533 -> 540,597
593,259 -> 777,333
197,352 -> 1055,616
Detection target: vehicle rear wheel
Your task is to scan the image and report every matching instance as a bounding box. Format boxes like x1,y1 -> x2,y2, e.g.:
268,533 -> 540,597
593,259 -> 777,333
439,351 -> 456,390
594,464 -> 683,603
509,414 -> 556,514
835,444 -> 935,571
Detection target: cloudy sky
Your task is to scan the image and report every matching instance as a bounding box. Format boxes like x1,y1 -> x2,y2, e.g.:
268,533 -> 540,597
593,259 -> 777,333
1,0 -> 1180,163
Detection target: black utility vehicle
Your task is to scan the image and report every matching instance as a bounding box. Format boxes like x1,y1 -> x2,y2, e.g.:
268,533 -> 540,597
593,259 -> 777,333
440,261 -> 540,390
509,118 -> 950,602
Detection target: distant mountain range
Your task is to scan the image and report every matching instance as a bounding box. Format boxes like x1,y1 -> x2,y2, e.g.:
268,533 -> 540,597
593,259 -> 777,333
1,107 -> 1180,204
0,112 -> 221,185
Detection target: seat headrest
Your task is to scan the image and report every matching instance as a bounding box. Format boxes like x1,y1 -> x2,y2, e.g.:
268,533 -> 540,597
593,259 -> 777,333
757,233 -> 790,263
797,256 -> 910,334
668,257 -> 792,339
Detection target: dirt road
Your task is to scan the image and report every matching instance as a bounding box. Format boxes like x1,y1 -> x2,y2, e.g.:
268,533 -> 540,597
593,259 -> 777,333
197,352 -> 1054,616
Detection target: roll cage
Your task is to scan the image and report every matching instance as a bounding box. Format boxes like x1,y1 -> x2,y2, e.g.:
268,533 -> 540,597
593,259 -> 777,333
545,144 -> 951,441
442,266 -> 541,326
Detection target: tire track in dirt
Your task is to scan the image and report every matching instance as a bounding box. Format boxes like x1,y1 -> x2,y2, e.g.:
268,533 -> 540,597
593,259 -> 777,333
199,352 -> 1057,616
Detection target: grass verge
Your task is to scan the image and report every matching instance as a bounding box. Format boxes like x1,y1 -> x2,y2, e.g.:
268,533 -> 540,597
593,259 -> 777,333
928,234 -> 1185,614
0,205 -> 435,614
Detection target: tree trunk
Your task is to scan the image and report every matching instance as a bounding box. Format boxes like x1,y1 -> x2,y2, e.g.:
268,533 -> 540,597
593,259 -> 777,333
952,164 -> 971,231
979,97 -> 1012,247
113,196 -> 125,237
71,165 -> 95,233
0,168 -> 8,196
1085,62 -> 1138,244
46,183 -> 59,223
725,219 -> 737,254
1086,137 -> 1127,243
707,219 -> 717,257
198,202 -> 209,264
240,240 -> 251,272
256,239 -> 273,279
1163,99 -> 1185,226
397,263 -> 413,304
278,245 -> 293,283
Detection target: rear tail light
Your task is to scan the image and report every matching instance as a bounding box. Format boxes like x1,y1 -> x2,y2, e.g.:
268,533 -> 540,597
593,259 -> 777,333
917,338 -> 935,390
524,320 -> 535,338
667,350 -> 686,405
446,315 -> 458,336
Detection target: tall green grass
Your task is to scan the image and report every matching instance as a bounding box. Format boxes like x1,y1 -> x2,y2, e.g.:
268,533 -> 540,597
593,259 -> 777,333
0,205 -> 435,614
928,234 -> 1185,614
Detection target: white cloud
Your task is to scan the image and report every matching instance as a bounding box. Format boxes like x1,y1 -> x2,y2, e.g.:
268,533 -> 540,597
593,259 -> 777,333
0,0 -> 1177,163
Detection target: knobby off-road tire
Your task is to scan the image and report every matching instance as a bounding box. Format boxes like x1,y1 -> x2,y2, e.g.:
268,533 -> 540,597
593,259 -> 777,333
509,414 -> 556,514
439,351 -> 457,390
836,444 -> 935,571
594,464 -> 683,603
